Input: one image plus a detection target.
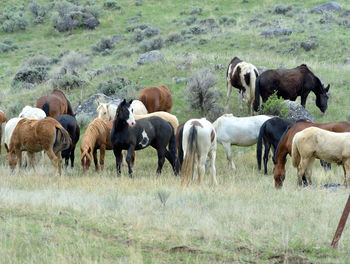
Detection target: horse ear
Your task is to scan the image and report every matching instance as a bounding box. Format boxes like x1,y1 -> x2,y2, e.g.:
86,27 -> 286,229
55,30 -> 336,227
325,84 -> 330,93
4,143 -> 9,153
121,99 -> 126,105
129,99 -> 133,105
88,146 -> 91,153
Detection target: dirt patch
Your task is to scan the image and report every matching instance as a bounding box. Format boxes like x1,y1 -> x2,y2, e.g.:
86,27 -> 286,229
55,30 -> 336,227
169,245 -> 200,254
268,254 -> 311,264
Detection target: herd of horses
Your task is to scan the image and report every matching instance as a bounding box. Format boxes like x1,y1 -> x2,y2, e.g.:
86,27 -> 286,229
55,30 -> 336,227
2,56 -> 350,189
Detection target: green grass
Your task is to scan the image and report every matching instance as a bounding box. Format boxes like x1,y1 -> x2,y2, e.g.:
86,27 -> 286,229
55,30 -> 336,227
1,0 -> 350,262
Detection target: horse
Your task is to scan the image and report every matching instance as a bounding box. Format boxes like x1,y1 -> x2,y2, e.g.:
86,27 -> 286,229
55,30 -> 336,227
225,56 -> 259,115
7,117 -> 71,175
110,99 -> 177,177
181,118 -> 217,186
213,114 -> 272,170
134,111 -> 179,134
256,117 -> 294,174
36,89 -> 75,118
292,127 -> 350,187
253,64 -> 330,113
96,99 -> 148,122
0,110 -> 7,155
175,123 -> 185,170
80,118 -> 114,172
273,120 -> 350,188
19,106 -> 46,120
138,85 -> 172,113
56,114 -> 80,168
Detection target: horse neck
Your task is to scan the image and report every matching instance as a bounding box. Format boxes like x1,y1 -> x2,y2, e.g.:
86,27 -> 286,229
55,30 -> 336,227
114,117 -> 129,132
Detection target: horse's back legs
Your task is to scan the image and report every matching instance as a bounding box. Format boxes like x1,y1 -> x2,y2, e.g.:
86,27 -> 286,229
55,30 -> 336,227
93,148 -> 99,171
99,144 -> 106,171
222,142 -> 235,170
156,148 -> 166,174
343,159 -> 350,187
207,149 -> 217,185
45,149 -> 60,175
263,141 -> 271,175
113,147 -> 122,176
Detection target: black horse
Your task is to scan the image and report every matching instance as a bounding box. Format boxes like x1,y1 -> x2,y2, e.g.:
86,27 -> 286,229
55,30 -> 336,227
110,99 -> 178,177
257,117 -> 294,174
253,64 -> 330,113
56,114 -> 80,168
175,123 -> 185,171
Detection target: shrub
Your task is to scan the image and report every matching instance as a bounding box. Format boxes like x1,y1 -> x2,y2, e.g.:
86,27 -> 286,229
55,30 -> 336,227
96,77 -> 131,96
185,68 -> 223,119
130,29 -> 144,43
185,15 -> 197,25
76,114 -> 91,129
52,73 -> 85,90
135,0 -> 142,6
92,37 -> 115,54
7,101 -> 25,119
62,51 -> 89,71
12,66 -> 48,87
129,26 -> 160,43
103,0 -> 122,10
29,1 -> 47,24
165,33 -> 183,45
190,6 -> 202,15
259,91 -> 288,118
219,16 -> 236,26
24,55 -> 51,67
0,7 -> 28,32
126,23 -> 150,32
0,39 -> 18,53
138,37 -> 163,52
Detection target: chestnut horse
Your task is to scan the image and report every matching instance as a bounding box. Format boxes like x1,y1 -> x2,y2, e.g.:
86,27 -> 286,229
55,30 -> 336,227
138,85 -> 172,113
36,89 -> 74,118
7,117 -> 71,175
0,110 -> 7,155
273,120 -> 350,188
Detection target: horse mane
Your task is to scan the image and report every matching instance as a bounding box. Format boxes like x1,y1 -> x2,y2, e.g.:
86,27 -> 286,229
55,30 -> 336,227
81,118 -> 108,151
273,123 -> 294,164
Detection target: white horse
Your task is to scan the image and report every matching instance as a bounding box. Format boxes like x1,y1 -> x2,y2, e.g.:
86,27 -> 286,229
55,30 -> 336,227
226,57 -> 259,115
213,114 -> 272,170
181,118 -> 217,186
97,100 -> 148,122
19,105 -> 46,120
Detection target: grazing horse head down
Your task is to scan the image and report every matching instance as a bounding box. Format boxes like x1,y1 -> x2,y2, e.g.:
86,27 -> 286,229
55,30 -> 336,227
138,85 -> 172,113
253,64 -> 330,113
226,56 -> 259,115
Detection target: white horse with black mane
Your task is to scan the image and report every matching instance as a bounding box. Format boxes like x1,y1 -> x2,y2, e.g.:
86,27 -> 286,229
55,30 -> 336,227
213,114 -> 272,170
225,56 -> 259,115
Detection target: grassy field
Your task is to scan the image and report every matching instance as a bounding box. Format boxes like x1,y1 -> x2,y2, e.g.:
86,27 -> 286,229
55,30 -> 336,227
1,0 -> 350,263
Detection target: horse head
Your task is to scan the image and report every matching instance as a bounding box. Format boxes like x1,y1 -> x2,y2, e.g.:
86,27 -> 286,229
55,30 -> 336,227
315,83 -> 330,114
7,149 -> 17,173
80,146 -> 92,172
273,163 -> 285,189
116,99 -> 136,127
97,103 -> 110,122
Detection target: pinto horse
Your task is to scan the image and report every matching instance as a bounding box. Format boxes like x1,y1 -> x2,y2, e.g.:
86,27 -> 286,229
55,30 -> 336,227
56,115 -> 80,168
36,89 -> 74,118
213,114 -> 272,170
273,120 -> 350,188
225,56 -> 259,115
110,99 -> 177,177
253,64 -> 330,113
181,118 -> 217,186
256,117 -> 294,174
7,117 -> 71,175
292,127 -> 350,187
138,85 -> 172,113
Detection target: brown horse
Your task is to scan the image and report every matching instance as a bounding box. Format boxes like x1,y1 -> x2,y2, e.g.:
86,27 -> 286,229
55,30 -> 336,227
0,110 -> 7,155
36,89 -> 74,118
139,85 -> 172,113
273,120 -> 350,188
7,117 -> 71,175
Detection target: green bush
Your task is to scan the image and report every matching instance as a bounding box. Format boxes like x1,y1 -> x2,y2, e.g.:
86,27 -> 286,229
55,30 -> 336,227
0,39 -> 18,53
52,73 -> 85,90
92,37 -> 115,54
0,7 -> 28,32
96,77 -> 131,96
76,114 -> 91,129
138,37 -> 163,52
259,91 -> 288,118
103,0 -> 122,10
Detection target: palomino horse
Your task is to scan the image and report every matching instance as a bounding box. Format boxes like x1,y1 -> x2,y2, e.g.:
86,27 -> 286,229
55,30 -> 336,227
80,118 -> 114,172
56,115 -> 80,168
256,117 -> 294,174
111,99 -> 177,177
213,114 -> 272,170
181,118 -> 217,186
36,89 -> 75,118
225,56 -> 259,115
273,120 -> 350,188
7,117 -> 71,175
19,106 -> 46,120
253,64 -> 330,113
138,85 -> 172,113
292,127 -> 350,187
0,110 -> 7,155
96,99 -> 148,121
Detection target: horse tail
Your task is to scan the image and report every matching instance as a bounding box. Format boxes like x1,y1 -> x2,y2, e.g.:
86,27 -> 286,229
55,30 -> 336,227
66,99 -> 74,116
167,124 -> 178,175
42,103 -> 50,117
253,76 -> 261,112
54,125 -> 71,153
256,121 -> 266,171
291,136 -> 300,168
250,68 -> 259,105
181,125 -> 197,186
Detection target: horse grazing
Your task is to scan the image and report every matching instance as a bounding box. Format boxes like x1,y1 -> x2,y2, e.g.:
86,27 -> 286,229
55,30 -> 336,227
257,117 -> 294,174
253,64 -> 330,113
7,117 -> 71,175
111,99 -> 177,177
36,89 -> 74,118
96,99 -> 148,122
56,115 -> 80,168
139,85 -> 172,113
181,118 -> 217,186
292,127 -> 350,187
80,118 -> 114,172
273,120 -> 350,188
213,114 -> 272,170
19,106 -> 46,120
225,56 -> 259,115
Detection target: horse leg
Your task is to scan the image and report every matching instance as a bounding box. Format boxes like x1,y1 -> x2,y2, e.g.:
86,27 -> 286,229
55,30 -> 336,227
99,144 -> 106,171
300,94 -> 308,108
156,149 -> 166,175
297,158 -> 308,187
126,146 -> 135,178
17,151 -> 22,171
46,149 -> 59,175
305,158 -> 315,186
207,149 -> 217,185
343,160 -> 350,187
225,82 -> 232,111
238,92 -> 243,112
263,142 -> 271,175
222,142 -> 235,170
113,148 -> 122,177
27,152 -> 36,172
93,149 -> 99,171
165,150 -> 177,175
70,148 -> 74,168
56,151 -> 62,176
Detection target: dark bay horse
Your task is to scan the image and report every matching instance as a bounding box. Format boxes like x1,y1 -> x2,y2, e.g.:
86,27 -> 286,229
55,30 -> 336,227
273,120 -> 350,188
175,123 -> 185,171
253,64 -> 330,113
56,114 -> 80,168
256,117 -> 294,175
111,99 -> 178,177
36,89 -> 74,118
138,85 -> 172,113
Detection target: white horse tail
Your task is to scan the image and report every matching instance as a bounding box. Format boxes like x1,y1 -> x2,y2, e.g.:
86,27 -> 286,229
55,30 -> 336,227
181,125 -> 197,186
291,136 -> 301,168
249,68 -> 259,104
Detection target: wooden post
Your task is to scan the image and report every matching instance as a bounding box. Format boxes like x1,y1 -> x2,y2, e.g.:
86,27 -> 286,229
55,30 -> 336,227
331,194 -> 350,248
